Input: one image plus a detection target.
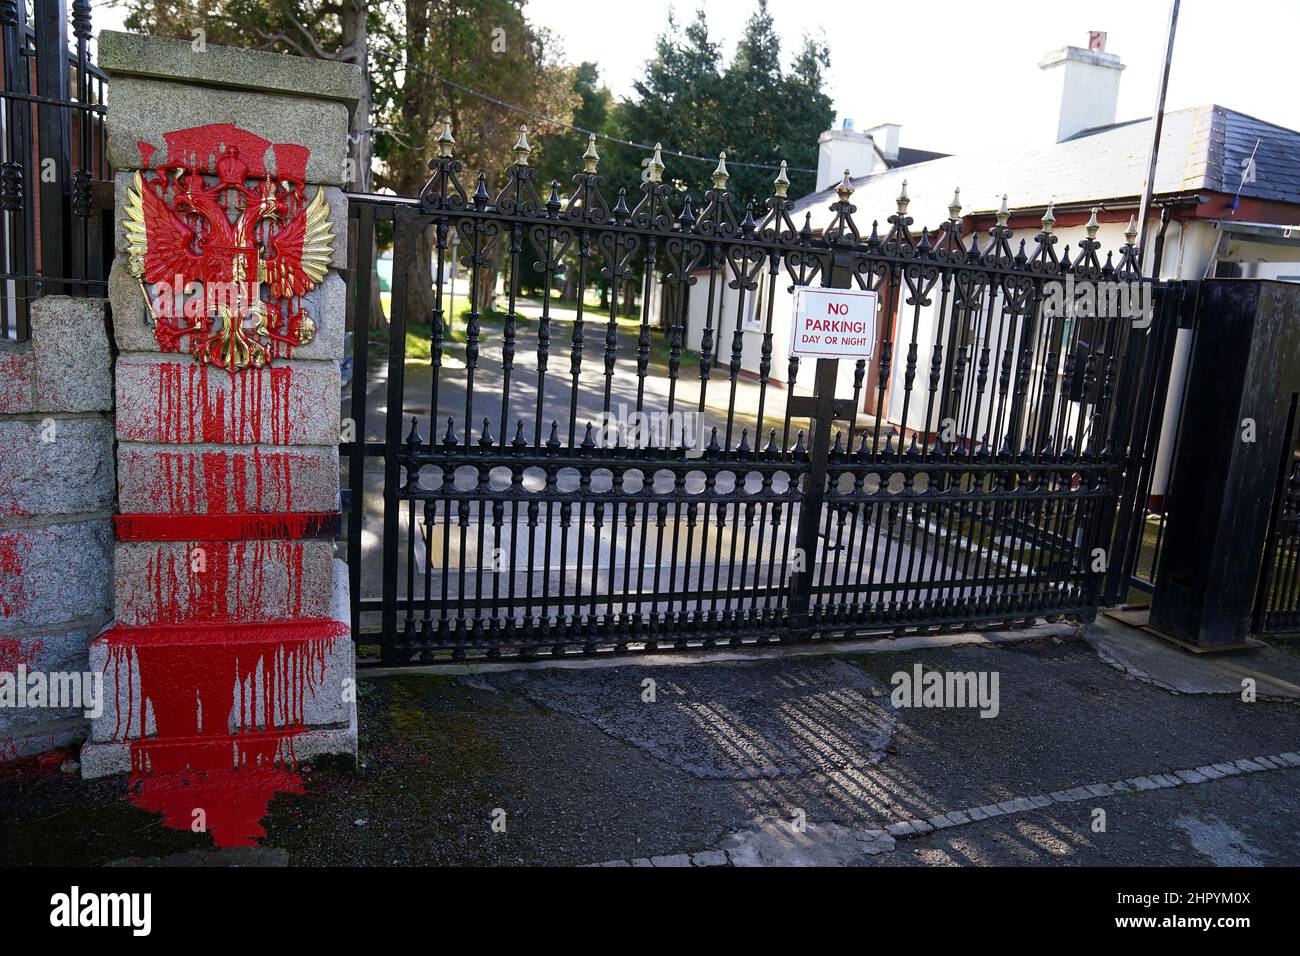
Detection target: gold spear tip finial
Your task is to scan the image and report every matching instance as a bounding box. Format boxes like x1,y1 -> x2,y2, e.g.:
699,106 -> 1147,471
896,179 -> 910,216
835,168 -> 854,201
996,194 -> 1010,228
949,187 -> 962,221
712,151 -> 730,190
1041,198 -> 1056,234
437,116 -> 455,158
513,124 -> 532,166
1124,213 -> 1138,245
648,142 -> 665,183
773,160 -> 790,198
1086,206 -> 1100,239
582,133 -> 600,173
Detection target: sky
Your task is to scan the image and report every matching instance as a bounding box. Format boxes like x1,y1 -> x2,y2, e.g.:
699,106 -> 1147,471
92,0 -> 1299,156
525,0 -> 1299,155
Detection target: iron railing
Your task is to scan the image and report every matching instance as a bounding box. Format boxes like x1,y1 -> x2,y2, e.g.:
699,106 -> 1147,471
0,0 -> 109,340
346,127 -> 1159,662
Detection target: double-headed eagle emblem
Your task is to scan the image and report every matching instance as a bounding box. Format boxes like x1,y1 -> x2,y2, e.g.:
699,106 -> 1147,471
123,143 -> 334,372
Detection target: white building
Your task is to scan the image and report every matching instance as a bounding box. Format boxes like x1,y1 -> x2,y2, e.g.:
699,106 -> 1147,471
676,34 -> 1300,492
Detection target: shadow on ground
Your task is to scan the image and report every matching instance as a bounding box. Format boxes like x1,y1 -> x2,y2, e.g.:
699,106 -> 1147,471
3,631 -> 1299,866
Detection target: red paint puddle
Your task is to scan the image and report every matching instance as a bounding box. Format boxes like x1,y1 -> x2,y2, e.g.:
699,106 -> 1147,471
129,766 -> 305,847
106,620 -> 347,847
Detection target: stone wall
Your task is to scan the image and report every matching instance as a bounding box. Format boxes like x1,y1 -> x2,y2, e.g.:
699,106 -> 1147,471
0,297 -> 115,761
80,32 -> 361,790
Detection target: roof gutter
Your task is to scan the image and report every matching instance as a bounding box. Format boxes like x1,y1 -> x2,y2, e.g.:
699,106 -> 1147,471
972,192 -> 1204,218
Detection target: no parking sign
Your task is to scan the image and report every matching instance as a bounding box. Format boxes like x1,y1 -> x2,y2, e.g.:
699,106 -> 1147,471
790,286 -> 878,360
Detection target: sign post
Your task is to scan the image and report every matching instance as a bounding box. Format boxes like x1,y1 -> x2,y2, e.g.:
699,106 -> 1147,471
786,262 -> 878,632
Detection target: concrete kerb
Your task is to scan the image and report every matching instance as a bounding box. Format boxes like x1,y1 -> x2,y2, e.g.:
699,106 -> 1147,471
584,750 -> 1300,867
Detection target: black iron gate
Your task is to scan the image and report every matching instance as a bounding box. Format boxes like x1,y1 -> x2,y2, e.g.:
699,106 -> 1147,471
0,0 -> 111,340
348,129 -> 1155,662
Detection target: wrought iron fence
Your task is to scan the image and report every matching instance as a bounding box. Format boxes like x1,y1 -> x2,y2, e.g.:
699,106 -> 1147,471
0,0 -> 109,340
345,123 -> 1160,662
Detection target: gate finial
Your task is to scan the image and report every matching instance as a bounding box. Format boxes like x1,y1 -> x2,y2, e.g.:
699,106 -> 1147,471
1124,214 -> 1138,247
773,160 -> 790,198
1041,198 -> 1056,234
437,116 -> 455,158
647,143 -> 665,183
835,169 -> 853,202
948,187 -> 962,221
996,194 -> 1010,228
1086,206 -> 1100,239
513,125 -> 532,166
896,179 -> 909,217
712,152 -> 729,190
583,133 -> 600,173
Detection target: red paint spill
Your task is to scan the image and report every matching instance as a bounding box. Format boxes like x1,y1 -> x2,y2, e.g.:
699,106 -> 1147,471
146,123 -> 308,182
115,512 -> 340,542
0,530 -> 30,619
128,767 -> 305,847
0,636 -> 43,669
105,620 -> 347,847
133,539 -> 312,626
123,446 -> 314,515
145,361 -> 301,445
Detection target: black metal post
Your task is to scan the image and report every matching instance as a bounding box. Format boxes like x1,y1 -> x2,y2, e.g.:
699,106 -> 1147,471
381,209 -> 417,657
1150,280 -> 1300,647
787,249 -> 854,632
1136,0 -> 1180,267
347,201 -> 375,641
33,0 -> 70,290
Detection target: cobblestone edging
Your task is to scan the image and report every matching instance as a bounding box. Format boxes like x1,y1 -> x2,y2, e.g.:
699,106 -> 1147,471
586,749 -> 1300,866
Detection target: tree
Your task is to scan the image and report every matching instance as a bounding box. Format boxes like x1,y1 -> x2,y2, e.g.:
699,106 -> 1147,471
116,0 -> 577,325
368,1 -> 576,321
615,1 -> 833,203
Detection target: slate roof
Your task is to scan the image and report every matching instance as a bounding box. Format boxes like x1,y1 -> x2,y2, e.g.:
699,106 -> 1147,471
792,105 -> 1300,231
890,146 -> 950,168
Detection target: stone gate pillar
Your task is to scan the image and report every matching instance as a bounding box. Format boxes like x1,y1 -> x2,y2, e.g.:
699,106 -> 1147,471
80,31 -> 360,844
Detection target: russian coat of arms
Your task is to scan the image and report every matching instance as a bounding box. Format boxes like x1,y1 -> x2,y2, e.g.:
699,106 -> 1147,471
123,124 -> 334,372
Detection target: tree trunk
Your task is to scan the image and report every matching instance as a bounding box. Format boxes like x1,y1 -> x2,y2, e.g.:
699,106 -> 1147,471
402,222 -> 436,328
473,264 -> 498,316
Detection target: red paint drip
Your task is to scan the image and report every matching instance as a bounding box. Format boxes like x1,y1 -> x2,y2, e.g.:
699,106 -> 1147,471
105,620 -> 347,847
0,530 -> 30,619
